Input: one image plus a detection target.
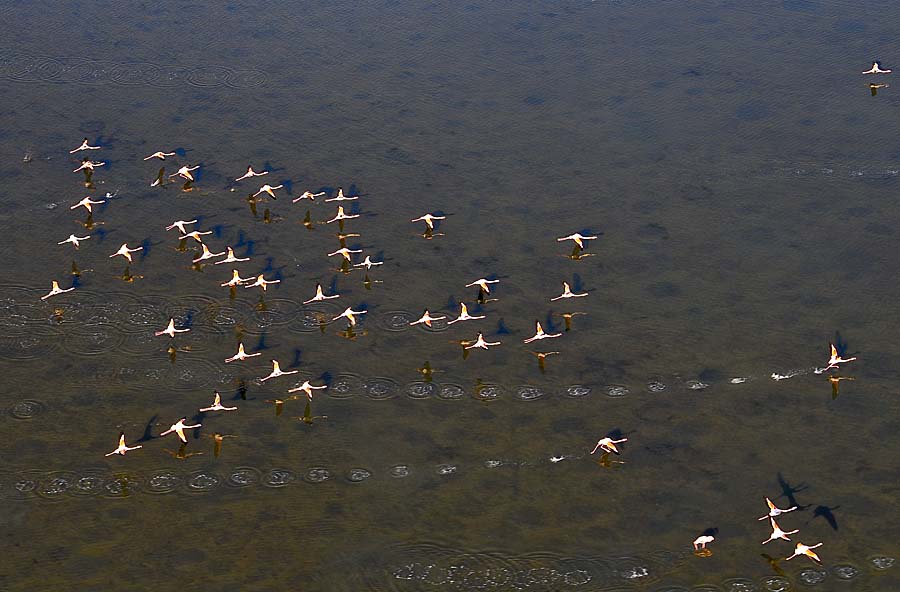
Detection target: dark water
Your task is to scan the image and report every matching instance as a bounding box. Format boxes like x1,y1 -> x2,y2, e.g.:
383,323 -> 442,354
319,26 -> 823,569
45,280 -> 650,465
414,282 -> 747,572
1,0 -> 899,590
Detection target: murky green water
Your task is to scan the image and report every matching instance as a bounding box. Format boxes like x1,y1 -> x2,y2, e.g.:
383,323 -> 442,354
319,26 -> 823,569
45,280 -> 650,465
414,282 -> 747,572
1,1 -> 899,590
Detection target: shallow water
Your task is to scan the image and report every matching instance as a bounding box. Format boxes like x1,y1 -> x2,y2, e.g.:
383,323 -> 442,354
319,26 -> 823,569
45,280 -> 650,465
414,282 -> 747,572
1,0 -> 899,590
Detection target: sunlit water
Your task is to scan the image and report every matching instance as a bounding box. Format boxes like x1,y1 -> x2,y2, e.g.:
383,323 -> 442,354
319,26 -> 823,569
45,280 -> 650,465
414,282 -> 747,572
1,0 -> 899,590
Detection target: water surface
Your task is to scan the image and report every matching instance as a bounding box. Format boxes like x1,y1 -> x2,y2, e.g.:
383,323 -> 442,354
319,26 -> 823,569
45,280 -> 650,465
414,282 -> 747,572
1,1 -> 899,590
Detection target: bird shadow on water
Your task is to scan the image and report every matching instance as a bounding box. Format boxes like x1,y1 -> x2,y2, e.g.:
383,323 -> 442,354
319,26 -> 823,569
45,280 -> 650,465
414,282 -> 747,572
260,256 -> 286,278
832,330 -> 859,358
810,504 -> 840,530
92,226 -> 111,243
138,238 -> 164,263
233,231 -> 256,256
261,160 -> 281,174
176,310 -> 195,329
431,209 -> 448,232
571,272 -> 588,293
252,332 -> 275,352
190,162 -> 210,184
542,311 -> 563,333
326,275 -> 340,293
606,427 -> 628,440
776,472 -> 811,511
91,135 -> 113,149
357,300 -> 376,318
137,414 -> 158,443
231,379 -> 248,401
189,412 -> 204,441
207,222 -> 230,240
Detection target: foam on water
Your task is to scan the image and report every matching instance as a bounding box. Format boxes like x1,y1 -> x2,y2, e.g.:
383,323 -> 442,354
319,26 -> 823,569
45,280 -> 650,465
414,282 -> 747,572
605,385 -> 630,398
3,364 -> 872,435
226,467 -> 261,488
347,468 -> 372,483
146,469 -> 181,494
771,368 -> 815,381
263,468 -> 296,488
831,563 -> 860,580
7,399 -> 45,420
759,575 -> 791,591
438,384 -> 467,400
389,465 -> 410,479
358,542 -> 706,592
304,467 -> 332,484
0,292 -> 864,408
328,372 -> 364,399
474,383 -> 504,401
514,385 -> 548,401
405,381 -> 438,399
363,377 -> 400,400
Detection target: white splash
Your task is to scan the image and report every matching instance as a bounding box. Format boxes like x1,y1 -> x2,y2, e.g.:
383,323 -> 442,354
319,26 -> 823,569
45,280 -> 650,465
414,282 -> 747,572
771,367 -> 816,381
